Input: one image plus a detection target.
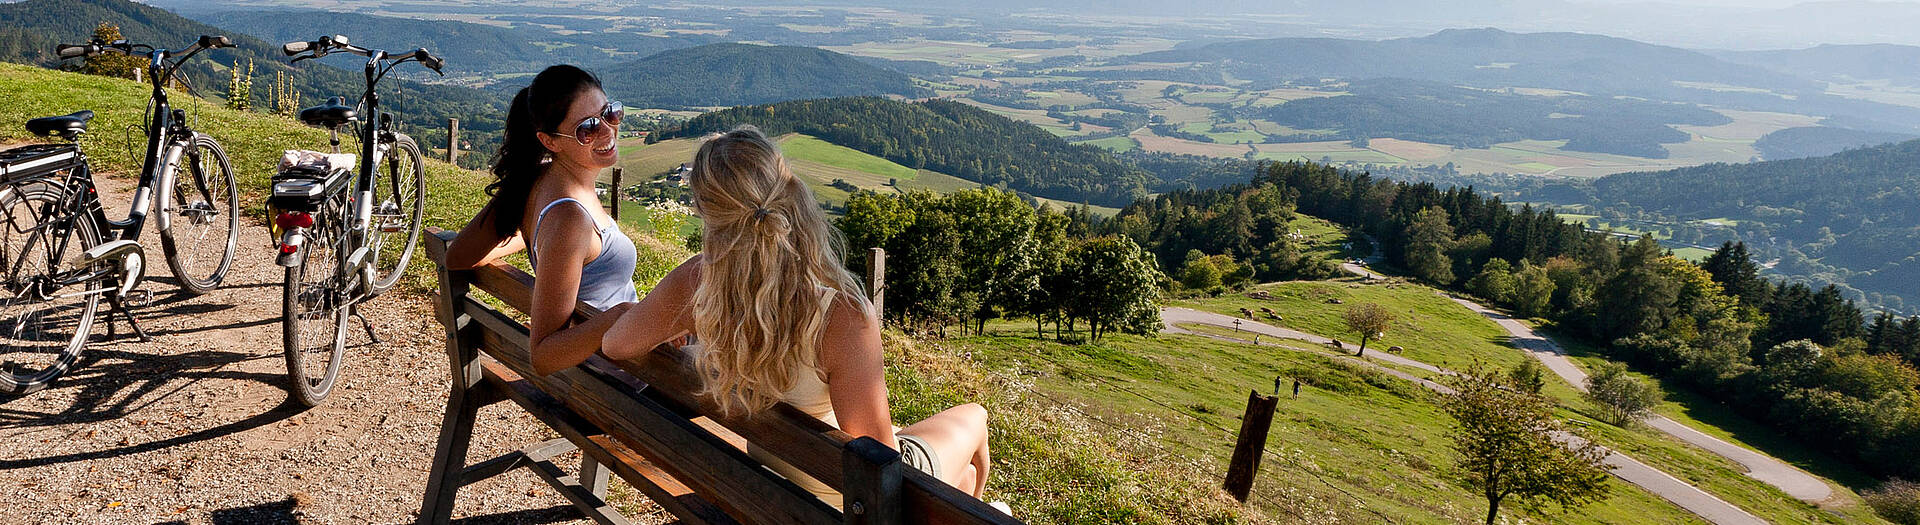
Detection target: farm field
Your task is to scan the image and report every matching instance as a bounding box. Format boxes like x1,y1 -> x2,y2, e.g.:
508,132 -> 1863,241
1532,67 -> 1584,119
774,134 -> 980,207
955,98 -> 1106,137
1072,135 -> 1139,152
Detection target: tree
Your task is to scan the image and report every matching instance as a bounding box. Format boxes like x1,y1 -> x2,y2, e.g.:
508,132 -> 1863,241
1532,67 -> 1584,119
1511,260 -> 1557,318
1508,358 -> 1547,395
1585,362 -> 1663,426
1405,206 -> 1457,284
1064,237 -> 1163,342
1445,366 -> 1612,525
1178,250 -> 1222,292
1343,303 -> 1394,357
1468,258 -> 1516,304
78,22 -> 143,81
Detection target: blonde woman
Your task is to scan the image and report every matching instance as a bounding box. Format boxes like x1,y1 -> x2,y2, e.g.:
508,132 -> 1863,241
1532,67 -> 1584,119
600,126 -> 995,506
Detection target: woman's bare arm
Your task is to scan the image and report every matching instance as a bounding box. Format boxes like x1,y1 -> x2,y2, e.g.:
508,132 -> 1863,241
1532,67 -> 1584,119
819,296 -> 897,449
602,256 -> 701,360
524,205 -> 620,376
445,197 -> 526,269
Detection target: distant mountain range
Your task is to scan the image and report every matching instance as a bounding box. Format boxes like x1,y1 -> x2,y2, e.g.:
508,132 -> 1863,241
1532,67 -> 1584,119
1121,28 -> 1920,133
1711,43 -> 1920,87
594,43 -> 931,110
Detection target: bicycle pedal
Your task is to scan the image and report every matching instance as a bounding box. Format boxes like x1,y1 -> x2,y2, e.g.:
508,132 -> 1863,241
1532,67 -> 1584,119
122,289 -> 153,308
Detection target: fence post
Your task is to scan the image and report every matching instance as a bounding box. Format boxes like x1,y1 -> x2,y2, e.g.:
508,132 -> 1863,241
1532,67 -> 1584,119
1224,389 -> 1279,503
609,167 -> 623,221
445,117 -> 460,163
867,247 -> 885,315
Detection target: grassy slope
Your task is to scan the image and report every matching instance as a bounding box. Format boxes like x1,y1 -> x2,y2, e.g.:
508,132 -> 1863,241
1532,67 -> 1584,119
1170,267 -> 1888,523
948,328 -> 1703,524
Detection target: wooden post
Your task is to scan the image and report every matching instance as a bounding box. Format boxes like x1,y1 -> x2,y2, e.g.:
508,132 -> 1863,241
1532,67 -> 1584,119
840,437 -> 903,525
609,167 -> 623,221
446,117 -> 460,163
1224,389 -> 1279,503
867,248 -> 885,316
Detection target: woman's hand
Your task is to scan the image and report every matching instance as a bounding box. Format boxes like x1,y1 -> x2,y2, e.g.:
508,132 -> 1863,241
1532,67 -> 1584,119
603,257 -> 701,360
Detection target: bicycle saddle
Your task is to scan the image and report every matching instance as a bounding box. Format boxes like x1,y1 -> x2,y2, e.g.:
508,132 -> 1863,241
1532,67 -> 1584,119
25,110 -> 93,139
299,97 -> 357,128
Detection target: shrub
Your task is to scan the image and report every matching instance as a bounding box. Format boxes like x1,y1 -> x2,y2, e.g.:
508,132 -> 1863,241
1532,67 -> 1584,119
1866,479 -> 1920,525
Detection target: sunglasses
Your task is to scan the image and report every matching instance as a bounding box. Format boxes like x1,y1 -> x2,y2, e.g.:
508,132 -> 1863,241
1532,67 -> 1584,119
548,101 -> 623,146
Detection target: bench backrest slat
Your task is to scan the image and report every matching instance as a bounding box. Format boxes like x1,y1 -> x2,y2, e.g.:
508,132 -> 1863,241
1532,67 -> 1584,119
466,302 -> 841,525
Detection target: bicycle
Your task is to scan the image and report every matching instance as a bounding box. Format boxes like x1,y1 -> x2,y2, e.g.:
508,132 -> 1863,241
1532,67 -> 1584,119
0,35 -> 241,395
271,35 -> 437,406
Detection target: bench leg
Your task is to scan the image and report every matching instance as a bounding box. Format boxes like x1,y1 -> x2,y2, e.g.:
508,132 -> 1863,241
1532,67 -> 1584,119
418,381 -> 488,524
581,454 -> 610,500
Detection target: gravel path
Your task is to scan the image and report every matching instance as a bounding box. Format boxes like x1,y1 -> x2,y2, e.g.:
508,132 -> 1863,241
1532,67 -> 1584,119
0,173 -> 658,524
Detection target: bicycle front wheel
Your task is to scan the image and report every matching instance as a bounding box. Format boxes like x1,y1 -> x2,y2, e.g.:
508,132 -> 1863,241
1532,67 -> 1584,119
0,181 -> 103,395
159,133 -> 239,295
366,134 -> 425,293
282,217 -> 347,407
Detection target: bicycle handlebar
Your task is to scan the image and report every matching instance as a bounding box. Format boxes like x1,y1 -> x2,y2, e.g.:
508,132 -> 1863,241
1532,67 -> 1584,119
54,35 -> 231,60
283,35 -> 444,75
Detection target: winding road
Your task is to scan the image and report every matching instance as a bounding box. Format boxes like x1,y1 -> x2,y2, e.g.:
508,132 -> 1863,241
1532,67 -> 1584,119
1446,297 -> 1834,504
1162,307 -> 1771,525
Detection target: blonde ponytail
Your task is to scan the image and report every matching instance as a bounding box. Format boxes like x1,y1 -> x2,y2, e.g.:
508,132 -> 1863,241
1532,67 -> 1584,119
687,126 -> 871,417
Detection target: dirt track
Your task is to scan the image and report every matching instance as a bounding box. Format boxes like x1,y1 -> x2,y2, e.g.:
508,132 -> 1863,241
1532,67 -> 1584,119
0,174 -> 648,523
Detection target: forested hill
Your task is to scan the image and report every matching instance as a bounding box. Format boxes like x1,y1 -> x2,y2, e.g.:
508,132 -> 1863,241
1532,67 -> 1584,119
0,0 -> 507,145
1592,138 -> 1920,307
597,43 -> 930,110
193,10 -> 690,74
662,97 -> 1152,206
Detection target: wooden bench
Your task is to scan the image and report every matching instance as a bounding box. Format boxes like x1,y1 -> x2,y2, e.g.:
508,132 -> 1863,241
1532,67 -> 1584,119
418,229 -> 1021,525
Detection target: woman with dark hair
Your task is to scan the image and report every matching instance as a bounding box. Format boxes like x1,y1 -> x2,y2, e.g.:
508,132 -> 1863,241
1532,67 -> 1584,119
445,65 -> 636,376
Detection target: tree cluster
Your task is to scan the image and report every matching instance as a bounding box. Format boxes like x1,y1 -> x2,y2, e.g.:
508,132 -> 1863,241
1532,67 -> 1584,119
837,188 -> 1162,342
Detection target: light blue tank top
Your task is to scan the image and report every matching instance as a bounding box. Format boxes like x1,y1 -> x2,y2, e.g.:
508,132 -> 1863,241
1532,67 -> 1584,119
528,197 -> 639,311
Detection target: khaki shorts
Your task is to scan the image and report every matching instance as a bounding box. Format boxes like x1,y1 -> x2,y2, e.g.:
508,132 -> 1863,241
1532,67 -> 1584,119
898,434 -> 942,478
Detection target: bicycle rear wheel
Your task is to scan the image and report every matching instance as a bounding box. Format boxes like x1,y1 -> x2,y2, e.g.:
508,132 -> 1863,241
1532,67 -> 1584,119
0,181 -> 103,395
159,133 -> 238,295
366,134 -> 425,293
282,210 -> 347,407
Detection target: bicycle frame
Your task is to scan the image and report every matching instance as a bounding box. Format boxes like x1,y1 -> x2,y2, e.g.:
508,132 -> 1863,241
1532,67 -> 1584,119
105,47 -> 209,244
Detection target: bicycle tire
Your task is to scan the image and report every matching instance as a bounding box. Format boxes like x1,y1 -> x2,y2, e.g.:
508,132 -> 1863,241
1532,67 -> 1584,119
159,133 -> 239,295
365,134 -> 425,293
0,181 -> 103,395
282,203 -> 347,407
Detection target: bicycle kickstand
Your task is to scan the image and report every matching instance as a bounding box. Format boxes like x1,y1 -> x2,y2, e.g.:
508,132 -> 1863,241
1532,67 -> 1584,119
350,305 -> 381,344
107,294 -> 153,343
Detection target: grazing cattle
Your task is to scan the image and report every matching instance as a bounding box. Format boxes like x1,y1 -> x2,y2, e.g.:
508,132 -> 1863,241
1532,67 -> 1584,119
1328,340 -> 1344,349
1239,307 -> 1254,318
1387,346 -> 1404,354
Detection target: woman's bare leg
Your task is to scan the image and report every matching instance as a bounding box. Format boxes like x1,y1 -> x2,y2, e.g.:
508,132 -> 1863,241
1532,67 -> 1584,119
898,403 -> 990,497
